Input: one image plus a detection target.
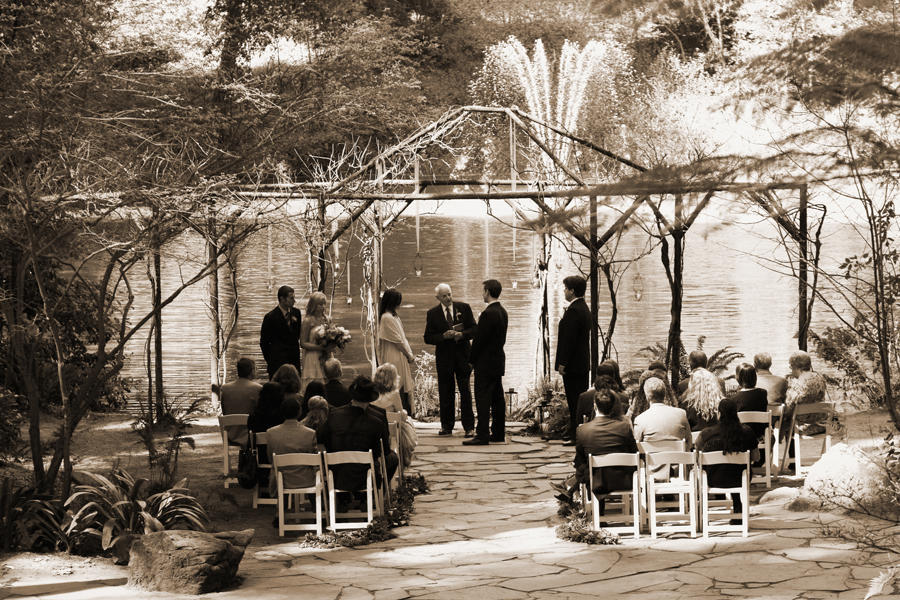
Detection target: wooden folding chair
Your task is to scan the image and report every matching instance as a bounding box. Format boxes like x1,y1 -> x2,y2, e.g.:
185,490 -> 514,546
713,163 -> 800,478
769,404 -> 784,468
585,453 -> 642,538
738,410 -> 774,488
699,450 -> 750,537
323,450 -> 378,530
273,452 -> 326,536
251,432 -> 277,509
217,414 -> 248,488
779,402 -> 834,476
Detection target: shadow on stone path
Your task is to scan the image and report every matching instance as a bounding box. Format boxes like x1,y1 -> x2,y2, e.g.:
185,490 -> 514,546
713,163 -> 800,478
2,421 -> 893,600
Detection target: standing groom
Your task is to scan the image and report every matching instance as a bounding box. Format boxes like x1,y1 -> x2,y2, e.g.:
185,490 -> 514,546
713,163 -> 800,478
424,283 -> 477,437
556,275 -> 591,446
259,285 -> 303,379
464,279 -> 508,446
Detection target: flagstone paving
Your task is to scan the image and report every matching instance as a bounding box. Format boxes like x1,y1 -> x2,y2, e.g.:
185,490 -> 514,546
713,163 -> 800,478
2,422 -> 895,599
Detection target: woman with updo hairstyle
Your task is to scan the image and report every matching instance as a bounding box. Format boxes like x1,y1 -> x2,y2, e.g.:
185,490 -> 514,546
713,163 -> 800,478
372,363 -> 403,413
300,291 -> 329,394
301,395 -> 330,446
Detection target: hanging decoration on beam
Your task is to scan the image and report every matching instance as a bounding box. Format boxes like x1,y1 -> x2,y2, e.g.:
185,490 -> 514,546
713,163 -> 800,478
632,268 -> 644,302
414,198 -> 423,277
511,200 -> 518,289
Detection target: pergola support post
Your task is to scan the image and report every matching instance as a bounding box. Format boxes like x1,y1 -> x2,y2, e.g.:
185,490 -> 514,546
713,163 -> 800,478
589,195 -> 599,380
798,184 -> 809,351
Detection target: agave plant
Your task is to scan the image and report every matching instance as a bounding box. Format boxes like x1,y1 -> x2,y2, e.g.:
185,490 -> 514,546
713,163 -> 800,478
64,469 -> 207,561
0,478 -> 68,552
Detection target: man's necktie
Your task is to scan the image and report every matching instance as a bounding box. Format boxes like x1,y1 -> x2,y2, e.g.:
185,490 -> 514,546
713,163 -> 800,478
446,307 -> 452,324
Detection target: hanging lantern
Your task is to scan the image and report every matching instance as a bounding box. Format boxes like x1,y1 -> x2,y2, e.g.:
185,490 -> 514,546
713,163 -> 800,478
413,252 -> 423,277
632,271 -> 644,302
511,279 -> 518,290
505,387 -> 519,412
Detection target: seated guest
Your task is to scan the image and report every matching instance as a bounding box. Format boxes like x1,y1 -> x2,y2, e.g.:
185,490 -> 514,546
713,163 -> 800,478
301,395 -> 329,449
634,377 -> 692,480
249,381 -> 285,489
272,364 -> 302,407
574,362 -> 626,427
677,351 -> 726,397
682,361 -> 724,431
754,352 -> 787,405
219,357 -> 262,446
323,358 -> 352,408
782,350 -> 828,438
628,364 -> 676,420
732,363 -> 768,438
302,380 -> 326,419
265,397 -> 317,497
553,391 -> 636,505
696,398 -> 759,520
372,363 -> 404,413
320,376 -> 399,492
372,362 -> 418,469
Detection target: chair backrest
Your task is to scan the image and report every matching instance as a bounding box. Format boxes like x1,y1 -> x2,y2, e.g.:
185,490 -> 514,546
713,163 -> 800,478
698,450 -> 750,466
385,411 -> 403,424
589,453 -> 640,468
272,452 -> 322,469
644,450 -> 695,468
218,414 -> 248,428
691,431 -> 702,444
253,431 -> 271,465
254,431 -> 268,445
793,402 -> 834,418
388,422 -> 400,448
768,404 -> 784,417
638,440 -> 686,454
738,410 -> 772,426
324,450 -> 375,468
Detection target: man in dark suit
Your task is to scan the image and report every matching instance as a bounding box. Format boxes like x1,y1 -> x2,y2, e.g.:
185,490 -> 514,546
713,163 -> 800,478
323,358 -> 352,408
320,376 -> 398,491
424,283 -> 477,437
259,285 -> 302,379
464,279 -> 508,446
555,275 -> 592,446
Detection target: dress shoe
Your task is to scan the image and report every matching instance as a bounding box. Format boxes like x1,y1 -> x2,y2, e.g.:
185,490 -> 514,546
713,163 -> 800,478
462,437 -> 489,446
490,435 -> 505,442
562,440 -> 576,447
464,430 -> 475,438
438,429 -> 452,436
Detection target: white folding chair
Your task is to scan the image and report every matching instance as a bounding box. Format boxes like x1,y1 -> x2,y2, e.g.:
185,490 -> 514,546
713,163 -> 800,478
323,450 -> 378,531
738,410 -> 774,488
386,411 -> 405,483
273,452 -> 326,536
585,453 -> 641,538
217,414 -> 248,488
781,402 -> 834,476
769,404 -> 783,467
251,432 -> 277,509
699,450 -> 750,537
638,440 -> 697,539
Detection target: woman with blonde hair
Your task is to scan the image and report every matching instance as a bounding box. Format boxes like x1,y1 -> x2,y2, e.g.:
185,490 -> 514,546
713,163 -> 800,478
301,395 -> 329,448
300,291 -> 329,394
682,367 -> 724,430
372,362 -> 417,468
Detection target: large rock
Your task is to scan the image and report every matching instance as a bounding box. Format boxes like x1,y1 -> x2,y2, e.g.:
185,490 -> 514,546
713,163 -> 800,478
800,442 -> 896,517
128,529 -> 254,594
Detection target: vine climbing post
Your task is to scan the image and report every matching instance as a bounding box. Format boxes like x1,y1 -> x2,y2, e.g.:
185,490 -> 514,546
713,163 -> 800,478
589,195 -> 599,379
798,184 -> 808,351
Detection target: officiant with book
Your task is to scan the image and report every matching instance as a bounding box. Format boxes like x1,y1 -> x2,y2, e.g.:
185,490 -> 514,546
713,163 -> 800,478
424,283 -> 477,436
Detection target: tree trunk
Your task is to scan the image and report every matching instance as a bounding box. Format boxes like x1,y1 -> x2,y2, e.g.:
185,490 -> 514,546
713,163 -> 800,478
601,263 -> 617,362
217,0 -> 243,84
589,195 -> 599,375
152,212 -> 164,422
667,229 -> 685,390
208,206 -> 221,413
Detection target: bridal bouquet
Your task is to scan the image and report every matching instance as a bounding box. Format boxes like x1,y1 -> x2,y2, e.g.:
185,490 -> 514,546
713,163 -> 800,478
315,323 -> 352,351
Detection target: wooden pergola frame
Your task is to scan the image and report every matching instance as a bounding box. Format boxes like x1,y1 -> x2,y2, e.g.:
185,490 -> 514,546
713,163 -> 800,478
237,106 -> 815,382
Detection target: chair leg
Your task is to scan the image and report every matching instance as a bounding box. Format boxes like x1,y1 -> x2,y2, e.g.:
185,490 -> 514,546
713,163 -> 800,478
689,475 -> 697,538
632,488 -> 640,539
366,478 -> 374,524
648,483 -> 657,539
592,490 -> 600,531
772,430 -> 780,467
741,473 -> 749,537
329,488 -> 337,531
701,477 -> 709,538
315,488 -> 323,536
794,433 -> 803,475
764,435 -> 772,488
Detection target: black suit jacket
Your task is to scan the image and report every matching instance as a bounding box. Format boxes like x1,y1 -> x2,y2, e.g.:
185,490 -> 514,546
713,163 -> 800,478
555,297 -> 591,375
574,416 -> 637,493
259,306 -> 302,377
470,301 -> 508,378
320,404 -> 386,490
733,388 -> 769,438
424,301 -> 476,368
324,379 -> 352,408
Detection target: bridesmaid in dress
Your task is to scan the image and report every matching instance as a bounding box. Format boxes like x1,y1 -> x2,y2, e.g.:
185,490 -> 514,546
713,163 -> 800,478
300,291 -> 328,394
377,288 -> 416,416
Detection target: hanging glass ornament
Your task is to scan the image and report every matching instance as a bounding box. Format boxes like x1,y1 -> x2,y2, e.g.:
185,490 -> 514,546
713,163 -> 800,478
414,252 -> 423,278
632,270 -> 644,302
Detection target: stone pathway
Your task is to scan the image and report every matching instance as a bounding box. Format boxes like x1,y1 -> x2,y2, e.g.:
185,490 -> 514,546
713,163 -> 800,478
2,422 -> 895,599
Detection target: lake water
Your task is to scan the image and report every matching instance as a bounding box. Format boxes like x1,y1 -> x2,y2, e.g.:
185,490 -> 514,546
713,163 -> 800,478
119,211 -> 859,409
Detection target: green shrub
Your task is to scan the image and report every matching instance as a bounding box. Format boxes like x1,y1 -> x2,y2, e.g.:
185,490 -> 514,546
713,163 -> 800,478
0,387 -> 26,458
556,513 -> 620,545
0,478 -> 68,552
412,351 -> 440,419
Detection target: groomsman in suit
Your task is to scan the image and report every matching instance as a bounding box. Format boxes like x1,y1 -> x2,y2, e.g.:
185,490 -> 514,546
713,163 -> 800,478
259,285 -> 302,379
464,279 -> 509,446
556,275 -> 592,446
424,283 -> 477,437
